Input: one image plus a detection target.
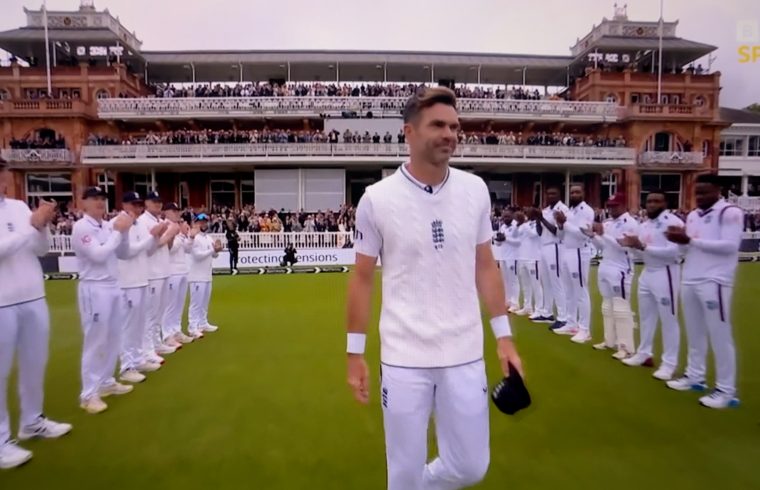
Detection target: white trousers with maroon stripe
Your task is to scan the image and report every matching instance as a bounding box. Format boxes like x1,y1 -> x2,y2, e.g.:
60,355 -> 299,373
636,266 -> 681,370
518,260 -> 542,313
682,281 -> 737,396
499,259 -> 520,308
381,360 -> 490,490
561,247 -> 592,330
540,243 -> 565,320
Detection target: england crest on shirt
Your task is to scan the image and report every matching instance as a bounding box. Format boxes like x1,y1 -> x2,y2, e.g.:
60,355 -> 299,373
431,220 -> 445,250
6,222 -> 14,232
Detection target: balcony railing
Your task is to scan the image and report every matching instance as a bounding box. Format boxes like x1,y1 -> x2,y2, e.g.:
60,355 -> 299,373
639,151 -> 705,167
0,99 -> 95,117
96,96 -> 621,120
49,232 -> 353,254
0,148 -> 73,166
81,143 -> 636,164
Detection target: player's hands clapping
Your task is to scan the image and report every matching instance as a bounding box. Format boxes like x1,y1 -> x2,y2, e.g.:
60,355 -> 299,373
347,354 -> 370,405
213,239 -> 223,252
180,222 -> 191,235
30,199 -> 58,230
112,212 -> 134,232
150,221 -> 168,237
665,225 -> 690,244
554,210 -> 567,225
618,234 -> 644,250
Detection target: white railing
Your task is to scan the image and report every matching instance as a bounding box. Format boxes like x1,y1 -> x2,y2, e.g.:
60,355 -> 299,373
639,151 -> 705,166
81,143 -> 636,162
97,96 -> 620,119
1,148 -> 72,164
49,231 -> 353,254
729,195 -> 760,212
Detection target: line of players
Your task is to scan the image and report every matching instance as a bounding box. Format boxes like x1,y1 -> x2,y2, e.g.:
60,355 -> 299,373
0,179 -> 221,469
493,175 -> 743,410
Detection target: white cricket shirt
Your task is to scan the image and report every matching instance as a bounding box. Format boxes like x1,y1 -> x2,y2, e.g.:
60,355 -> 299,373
354,164 -> 493,368
638,211 -> 683,271
71,214 -> 125,283
168,233 -> 192,276
137,211 -> 170,280
0,197 -> 50,307
541,201 -> 569,246
517,221 -> 542,262
188,233 -> 217,282
592,212 -> 638,271
560,201 -> 595,250
682,199 -> 744,286
116,218 -> 155,289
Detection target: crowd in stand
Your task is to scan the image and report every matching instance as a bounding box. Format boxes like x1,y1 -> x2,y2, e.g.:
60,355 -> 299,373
148,82 -> 554,101
86,129 -> 626,148
9,136 -> 67,149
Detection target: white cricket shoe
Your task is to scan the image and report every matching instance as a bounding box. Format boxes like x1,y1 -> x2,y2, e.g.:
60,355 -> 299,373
201,324 -> 218,332
175,333 -> 194,344
612,349 -> 632,360
570,330 -> 591,344
189,330 -> 205,339
507,306 -> 520,314
652,366 -> 675,381
593,342 -> 613,351
513,308 -> 532,317
120,369 -> 146,384
80,396 -> 108,414
622,353 -> 654,367
146,353 -> 165,365
18,417 -> 72,441
164,337 -> 183,349
666,376 -> 708,392
553,325 -> 578,336
99,382 -> 134,398
155,344 -> 176,355
136,361 -> 161,373
0,440 -> 32,469
699,390 -> 740,409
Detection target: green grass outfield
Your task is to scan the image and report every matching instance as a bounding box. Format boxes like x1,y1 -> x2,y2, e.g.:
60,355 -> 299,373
3,264 -> 760,489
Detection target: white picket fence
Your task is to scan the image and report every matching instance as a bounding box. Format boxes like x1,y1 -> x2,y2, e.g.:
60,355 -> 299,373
49,231 -> 353,254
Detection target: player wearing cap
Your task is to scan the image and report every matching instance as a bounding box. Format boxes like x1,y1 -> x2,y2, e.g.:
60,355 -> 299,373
72,186 -> 135,414
618,190 -> 683,379
187,213 -> 222,337
137,191 -> 181,359
514,210 -> 544,318
494,208 -> 520,311
586,193 -> 638,352
345,88 -> 522,490
553,185 -> 595,343
0,158 -> 71,469
664,174 -> 744,409
534,186 -> 570,327
162,202 -> 196,344
116,191 -> 163,384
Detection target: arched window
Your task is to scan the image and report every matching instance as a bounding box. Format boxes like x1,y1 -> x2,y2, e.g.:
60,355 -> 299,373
95,89 -> 110,99
605,93 -> 618,104
0,88 -> 11,100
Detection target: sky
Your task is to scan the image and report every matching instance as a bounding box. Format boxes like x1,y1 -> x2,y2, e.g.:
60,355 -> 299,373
1,0 -> 758,108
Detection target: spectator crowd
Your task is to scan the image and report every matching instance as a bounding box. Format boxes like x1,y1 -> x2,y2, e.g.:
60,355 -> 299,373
9,136 -> 67,149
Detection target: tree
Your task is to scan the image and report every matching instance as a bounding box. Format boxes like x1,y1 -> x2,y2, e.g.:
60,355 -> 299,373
745,103 -> 760,114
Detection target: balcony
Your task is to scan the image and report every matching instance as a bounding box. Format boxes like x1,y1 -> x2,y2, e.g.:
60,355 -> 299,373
0,99 -> 95,118
81,143 -> 636,168
628,103 -> 713,120
639,151 -> 706,168
0,148 -> 73,167
96,97 -> 621,122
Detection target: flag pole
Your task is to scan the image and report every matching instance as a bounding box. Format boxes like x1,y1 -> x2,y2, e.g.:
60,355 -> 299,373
657,0 -> 664,103
43,0 -> 52,95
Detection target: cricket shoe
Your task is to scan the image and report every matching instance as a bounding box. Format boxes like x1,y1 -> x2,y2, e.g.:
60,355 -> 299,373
513,308 -> 533,317
533,315 -> 555,324
553,325 -> 578,336
593,342 -> 614,351
99,382 -> 134,398
136,361 -> 161,373
201,324 -> 218,333
175,333 -> 194,344
622,353 -> 654,367
120,369 -> 146,383
164,338 -> 183,350
18,417 -> 72,441
666,376 -> 708,392
652,366 -> 675,381
80,396 -> 108,415
699,390 -> 740,409
570,330 -> 591,344
508,306 -> 520,314
0,440 -> 32,469
155,344 -> 176,355
189,330 -> 205,340
612,349 -> 632,360
548,320 -> 566,331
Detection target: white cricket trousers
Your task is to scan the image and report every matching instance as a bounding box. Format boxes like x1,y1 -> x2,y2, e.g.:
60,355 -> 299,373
597,264 -> 635,351
78,281 -> 122,402
637,266 -> 680,370
499,259 -> 520,308
188,281 -> 212,333
163,274 -> 188,340
540,243 -> 566,320
381,360 -> 490,490
682,281 -> 737,396
120,286 -> 147,372
0,299 -> 49,443
144,278 -> 168,353
561,247 -> 592,330
518,260 -> 542,313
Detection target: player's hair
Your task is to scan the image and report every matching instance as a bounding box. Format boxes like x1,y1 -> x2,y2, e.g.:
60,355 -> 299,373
695,173 -> 722,187
545,185 -> 562,192
569,183 -> 585,192
403,86 -> 457,123
646,189 -> 667,198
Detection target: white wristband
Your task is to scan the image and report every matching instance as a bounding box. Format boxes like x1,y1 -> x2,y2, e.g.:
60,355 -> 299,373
347,333 -> 366,354
490,315 -> 512,339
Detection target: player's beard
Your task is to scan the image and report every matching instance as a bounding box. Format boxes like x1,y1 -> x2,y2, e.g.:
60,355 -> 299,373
647,207 -> 665,220
426,139 -> 455,166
